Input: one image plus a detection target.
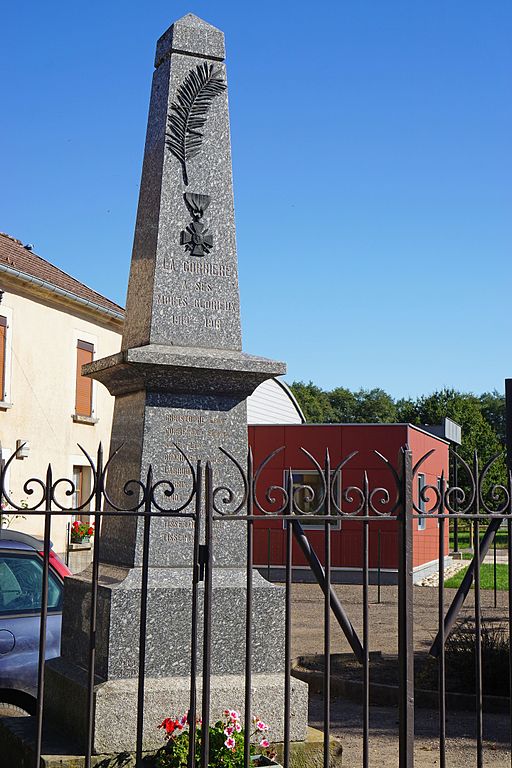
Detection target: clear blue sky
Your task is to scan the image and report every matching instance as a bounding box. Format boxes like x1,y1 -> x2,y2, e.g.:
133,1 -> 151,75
2,1 -> 511,399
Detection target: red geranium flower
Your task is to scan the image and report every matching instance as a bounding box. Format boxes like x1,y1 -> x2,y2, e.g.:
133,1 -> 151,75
159,718 -> 177,734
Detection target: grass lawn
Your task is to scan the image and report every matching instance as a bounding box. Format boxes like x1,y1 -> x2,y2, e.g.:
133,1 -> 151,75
445,563 -> 509,590
450,527 -> 509,550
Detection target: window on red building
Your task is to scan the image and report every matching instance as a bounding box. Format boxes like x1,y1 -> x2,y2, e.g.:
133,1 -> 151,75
289,471 -> 341,529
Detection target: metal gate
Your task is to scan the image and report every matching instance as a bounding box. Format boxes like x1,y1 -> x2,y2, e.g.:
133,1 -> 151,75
0,441 -> 511,768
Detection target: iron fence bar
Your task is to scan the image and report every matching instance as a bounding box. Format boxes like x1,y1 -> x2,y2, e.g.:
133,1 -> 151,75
267,527 -> 271,582
34,464 -> 52,768
200,461 -> 214,768
244,450 -> 254,768
214,514 -> 400,522
377,528 -> 381,604
283,471 -> 293,768
508,516 -> 512,768
187,461 -> 202,768
213,513 -> 512,522
323,451 -> 331,768
135,469 -> 153,767
362,474 -> 369,768
438,513 -> 446,768
66,522 -> 70,567
506,379 -> 512,768
474,515 -> 483,768
398,448 -> 414,768
291,520 -> 364,663
494,534 -> 498,609
452,451 -> 459,553
85,445 -> 104,768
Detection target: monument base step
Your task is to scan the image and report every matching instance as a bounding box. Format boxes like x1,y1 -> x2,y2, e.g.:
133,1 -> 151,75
44,659 -> 308,753
0,719 -> 338,768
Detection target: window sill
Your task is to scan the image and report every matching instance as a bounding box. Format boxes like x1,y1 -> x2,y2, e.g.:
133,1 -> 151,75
72,414 -> 99,426
0,402 -> 13,411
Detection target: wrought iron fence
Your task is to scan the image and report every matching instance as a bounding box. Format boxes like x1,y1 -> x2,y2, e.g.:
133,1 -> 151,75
0,443 -> 511,768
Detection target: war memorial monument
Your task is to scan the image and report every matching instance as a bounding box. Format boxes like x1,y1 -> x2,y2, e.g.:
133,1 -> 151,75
42,13 -> 309,755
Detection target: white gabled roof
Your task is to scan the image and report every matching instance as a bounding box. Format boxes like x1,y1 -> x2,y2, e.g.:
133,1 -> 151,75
247,378 -> 305,425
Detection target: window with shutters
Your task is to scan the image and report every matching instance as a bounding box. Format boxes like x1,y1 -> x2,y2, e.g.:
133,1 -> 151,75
75,340 -> 94,419
0,317 -> 7,402
72,464 -> 92,523
0,313 -> 12,409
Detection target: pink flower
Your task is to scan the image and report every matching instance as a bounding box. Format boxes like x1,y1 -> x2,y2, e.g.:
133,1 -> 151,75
234,722 -> 242,733
229,710 -> 240,722
260,738 -> 270,748
179,713 -> 188,728
223,709 -> 230,717
256,720 -> 268,732
224,726 -> 234,736
225,736 -> 236,750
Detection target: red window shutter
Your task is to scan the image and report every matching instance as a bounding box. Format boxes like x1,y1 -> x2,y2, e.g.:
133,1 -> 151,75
75,341 -> 94,417
0,317 -> 7,401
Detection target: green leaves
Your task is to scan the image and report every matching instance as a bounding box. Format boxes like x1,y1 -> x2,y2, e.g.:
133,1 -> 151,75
167,62 -> 226,185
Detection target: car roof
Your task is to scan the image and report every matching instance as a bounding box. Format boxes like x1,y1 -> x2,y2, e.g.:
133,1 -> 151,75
0,529 -> 53,550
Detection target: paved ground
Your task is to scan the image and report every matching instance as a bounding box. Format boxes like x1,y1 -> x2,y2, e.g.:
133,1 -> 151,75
308,692 -> 510,767
291,582 -> 511,766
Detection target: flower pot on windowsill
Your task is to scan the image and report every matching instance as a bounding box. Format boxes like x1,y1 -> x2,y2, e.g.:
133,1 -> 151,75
69,537 -> 92,550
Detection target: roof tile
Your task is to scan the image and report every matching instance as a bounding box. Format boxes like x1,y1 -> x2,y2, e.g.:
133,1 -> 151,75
0,233 -> 124,318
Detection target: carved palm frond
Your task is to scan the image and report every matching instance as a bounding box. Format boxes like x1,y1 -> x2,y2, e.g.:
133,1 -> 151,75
167,62 -> 226,185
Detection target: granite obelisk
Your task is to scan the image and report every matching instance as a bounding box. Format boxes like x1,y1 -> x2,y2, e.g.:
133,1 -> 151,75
45,14 -> 307,753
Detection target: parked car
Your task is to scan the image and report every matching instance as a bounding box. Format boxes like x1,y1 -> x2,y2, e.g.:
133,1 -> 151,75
0,529 -> 71,716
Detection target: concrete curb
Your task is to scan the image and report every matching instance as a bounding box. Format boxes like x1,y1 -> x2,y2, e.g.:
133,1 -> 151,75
292,667 -> 509,714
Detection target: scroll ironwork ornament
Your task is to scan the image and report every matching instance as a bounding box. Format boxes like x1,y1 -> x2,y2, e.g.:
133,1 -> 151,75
166,62 -> 226,186
181,192 -> 213,257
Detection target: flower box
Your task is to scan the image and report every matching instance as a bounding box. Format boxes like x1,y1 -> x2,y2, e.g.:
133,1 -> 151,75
70,536 -> 91,546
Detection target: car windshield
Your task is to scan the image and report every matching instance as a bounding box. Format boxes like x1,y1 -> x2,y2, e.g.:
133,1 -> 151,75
0,552 -> 62,615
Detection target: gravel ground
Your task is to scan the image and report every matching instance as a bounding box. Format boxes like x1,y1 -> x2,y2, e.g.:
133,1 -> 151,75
291,582 -> 509,659
291,582 -> 511,765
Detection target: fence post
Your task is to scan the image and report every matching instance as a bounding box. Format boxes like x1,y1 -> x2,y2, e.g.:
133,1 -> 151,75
398,447 -> 414,768
452,451 -> 459,553
377,528 -> 381,604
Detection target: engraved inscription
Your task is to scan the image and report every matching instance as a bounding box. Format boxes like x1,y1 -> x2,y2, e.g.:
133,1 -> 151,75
156,411 -> 232,541
157,295 -> 237,313
163,258 -> 235,278
169,315 -> 190,326
162,518 -> 194,544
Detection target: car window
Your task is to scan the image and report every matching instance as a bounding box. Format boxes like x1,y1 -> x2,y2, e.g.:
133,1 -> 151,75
0,553 -> 62,615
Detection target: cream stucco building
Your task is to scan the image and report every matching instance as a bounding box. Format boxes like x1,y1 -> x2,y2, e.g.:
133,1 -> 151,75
0,234 -> 123,554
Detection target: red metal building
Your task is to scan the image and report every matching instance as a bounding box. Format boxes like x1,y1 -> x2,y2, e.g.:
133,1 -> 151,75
248,423 -> 450,583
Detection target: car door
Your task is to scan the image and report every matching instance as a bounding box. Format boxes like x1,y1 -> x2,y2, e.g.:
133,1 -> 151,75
0,549 -> 63,699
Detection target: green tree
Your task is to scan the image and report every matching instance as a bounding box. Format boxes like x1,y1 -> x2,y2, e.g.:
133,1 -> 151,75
290,381 -> 336,424
396,388 -> 505,488
353,387 -> 397,423
479,390 -> 506,445
328,387 -> 357,422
